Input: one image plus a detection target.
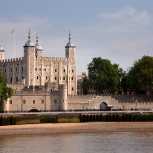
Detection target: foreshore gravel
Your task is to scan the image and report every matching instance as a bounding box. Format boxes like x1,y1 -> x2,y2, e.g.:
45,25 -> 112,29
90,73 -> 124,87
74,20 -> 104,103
0,122 -> 153,136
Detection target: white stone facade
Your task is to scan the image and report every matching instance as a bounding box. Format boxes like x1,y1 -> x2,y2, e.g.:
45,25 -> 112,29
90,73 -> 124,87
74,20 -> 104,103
0,30 -> 77,96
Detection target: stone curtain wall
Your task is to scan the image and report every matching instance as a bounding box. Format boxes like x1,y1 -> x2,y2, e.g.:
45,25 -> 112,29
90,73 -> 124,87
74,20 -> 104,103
67,95 -> 153,111
67,95 -> 118,110
5,91 -> 50,112
4,92 -> 153,112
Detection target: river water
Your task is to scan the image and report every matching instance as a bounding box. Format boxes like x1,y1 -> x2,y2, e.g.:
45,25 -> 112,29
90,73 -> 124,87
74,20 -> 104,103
0,132 -> 153,153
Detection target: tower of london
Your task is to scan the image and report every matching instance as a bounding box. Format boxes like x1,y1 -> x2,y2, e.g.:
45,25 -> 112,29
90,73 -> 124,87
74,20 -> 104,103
0,30 -> 77,96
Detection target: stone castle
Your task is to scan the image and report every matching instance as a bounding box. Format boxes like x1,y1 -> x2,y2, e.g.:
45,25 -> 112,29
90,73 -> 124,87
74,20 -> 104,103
0,30 -> 153,112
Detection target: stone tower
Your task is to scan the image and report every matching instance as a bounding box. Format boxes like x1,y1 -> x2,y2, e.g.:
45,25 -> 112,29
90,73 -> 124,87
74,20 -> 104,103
0,45 -> 4,60
59,84 -> 67,111
65,31 -> 75,59
23,29 -> 36,87
65,31 -> 77,95
35,34 -> 43,59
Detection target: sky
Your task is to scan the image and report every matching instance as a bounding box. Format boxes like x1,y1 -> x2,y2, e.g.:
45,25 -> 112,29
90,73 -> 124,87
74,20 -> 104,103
0,0 -> 153,74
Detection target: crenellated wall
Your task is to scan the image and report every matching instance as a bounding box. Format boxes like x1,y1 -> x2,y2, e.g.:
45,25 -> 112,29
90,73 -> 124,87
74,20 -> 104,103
0,57 -> 23,63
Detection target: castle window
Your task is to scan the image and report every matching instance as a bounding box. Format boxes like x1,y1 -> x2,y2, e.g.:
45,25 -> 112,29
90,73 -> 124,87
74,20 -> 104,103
10,100 -> 12,104
10,77 -> 12,83
10,68 -> 12,72
22,76 -> 24,79
46,76 -> 48,80
72,69 -> 74,73
16,77 -> 18,82
63,69 -> 65,72
55,77 -> 57,80
37,76 -> 39,80
72,87 -> 74,91
35,68 -> 37,71
5,68 -> 6,73
54,99 -> 57,104
23,100 -> 26,104
22,67 -> 24,71
55,69 -> 57,72
44,68 -> 46,71
71,77 -> 73,80
63,77 -> 65,80
33,100 -> 35,104
42,99 -> 44,104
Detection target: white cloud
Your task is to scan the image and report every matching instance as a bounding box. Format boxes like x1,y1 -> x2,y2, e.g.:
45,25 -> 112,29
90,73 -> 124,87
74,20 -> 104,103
0,16 -> 65,59
99,7 -> 152,32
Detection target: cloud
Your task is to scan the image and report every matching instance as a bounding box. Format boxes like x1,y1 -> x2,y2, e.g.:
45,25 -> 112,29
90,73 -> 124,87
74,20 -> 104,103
0,7 -> 153,75
0,16 -> 65,59
99,7 -> 152,32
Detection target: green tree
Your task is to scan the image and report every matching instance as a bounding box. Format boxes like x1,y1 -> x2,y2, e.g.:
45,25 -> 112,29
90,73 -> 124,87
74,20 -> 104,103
0,73 -> 13,112
81,75 -> 91,95
127,55 -> 153,95
87,57 -> 120,94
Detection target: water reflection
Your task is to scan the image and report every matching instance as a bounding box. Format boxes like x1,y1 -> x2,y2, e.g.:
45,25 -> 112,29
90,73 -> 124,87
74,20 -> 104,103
0,132 -> 153,153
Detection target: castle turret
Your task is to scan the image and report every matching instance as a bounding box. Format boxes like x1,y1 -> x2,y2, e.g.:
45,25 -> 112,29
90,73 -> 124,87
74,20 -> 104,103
59,84 -> 67,111
0,45 -> 5,60
23,29 -> 35,87
65,31 -> 77,95
65,31 -> 75,59
35,34 -> 43,59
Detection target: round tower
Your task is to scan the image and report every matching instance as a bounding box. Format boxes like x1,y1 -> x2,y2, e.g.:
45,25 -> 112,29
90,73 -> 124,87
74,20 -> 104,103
65,31 -> 75,59
65,31 -> 77,96
23,29 -> 35,87
59,84 -> 67,111
0,45 -> 5,60
35,34 -> 43,58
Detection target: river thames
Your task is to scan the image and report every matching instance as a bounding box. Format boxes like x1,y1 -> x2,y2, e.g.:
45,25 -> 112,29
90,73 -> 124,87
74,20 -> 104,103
0,132 -> 153,153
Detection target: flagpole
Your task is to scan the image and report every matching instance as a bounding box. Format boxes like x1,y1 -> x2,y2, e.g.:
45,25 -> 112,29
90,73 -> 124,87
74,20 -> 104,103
13,29 -> 15,58
11,28 -> 15,58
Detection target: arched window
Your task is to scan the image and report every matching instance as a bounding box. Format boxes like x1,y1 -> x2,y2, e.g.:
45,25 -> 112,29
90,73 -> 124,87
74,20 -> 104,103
37,76 -> 39,80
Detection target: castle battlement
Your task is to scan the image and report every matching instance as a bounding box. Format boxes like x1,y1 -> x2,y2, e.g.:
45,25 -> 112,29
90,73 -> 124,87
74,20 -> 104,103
0,57 -> 23,63
43,57 -> 67,62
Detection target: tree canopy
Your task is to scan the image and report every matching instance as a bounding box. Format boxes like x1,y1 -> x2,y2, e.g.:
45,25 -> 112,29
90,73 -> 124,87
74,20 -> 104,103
0,73 -> 13,102
127,55 -> 153,95
86,57 -> 121,94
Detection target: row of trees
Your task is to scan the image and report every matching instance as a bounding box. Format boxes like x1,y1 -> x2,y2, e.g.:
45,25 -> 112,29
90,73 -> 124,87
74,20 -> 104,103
82,56 -> 153,96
